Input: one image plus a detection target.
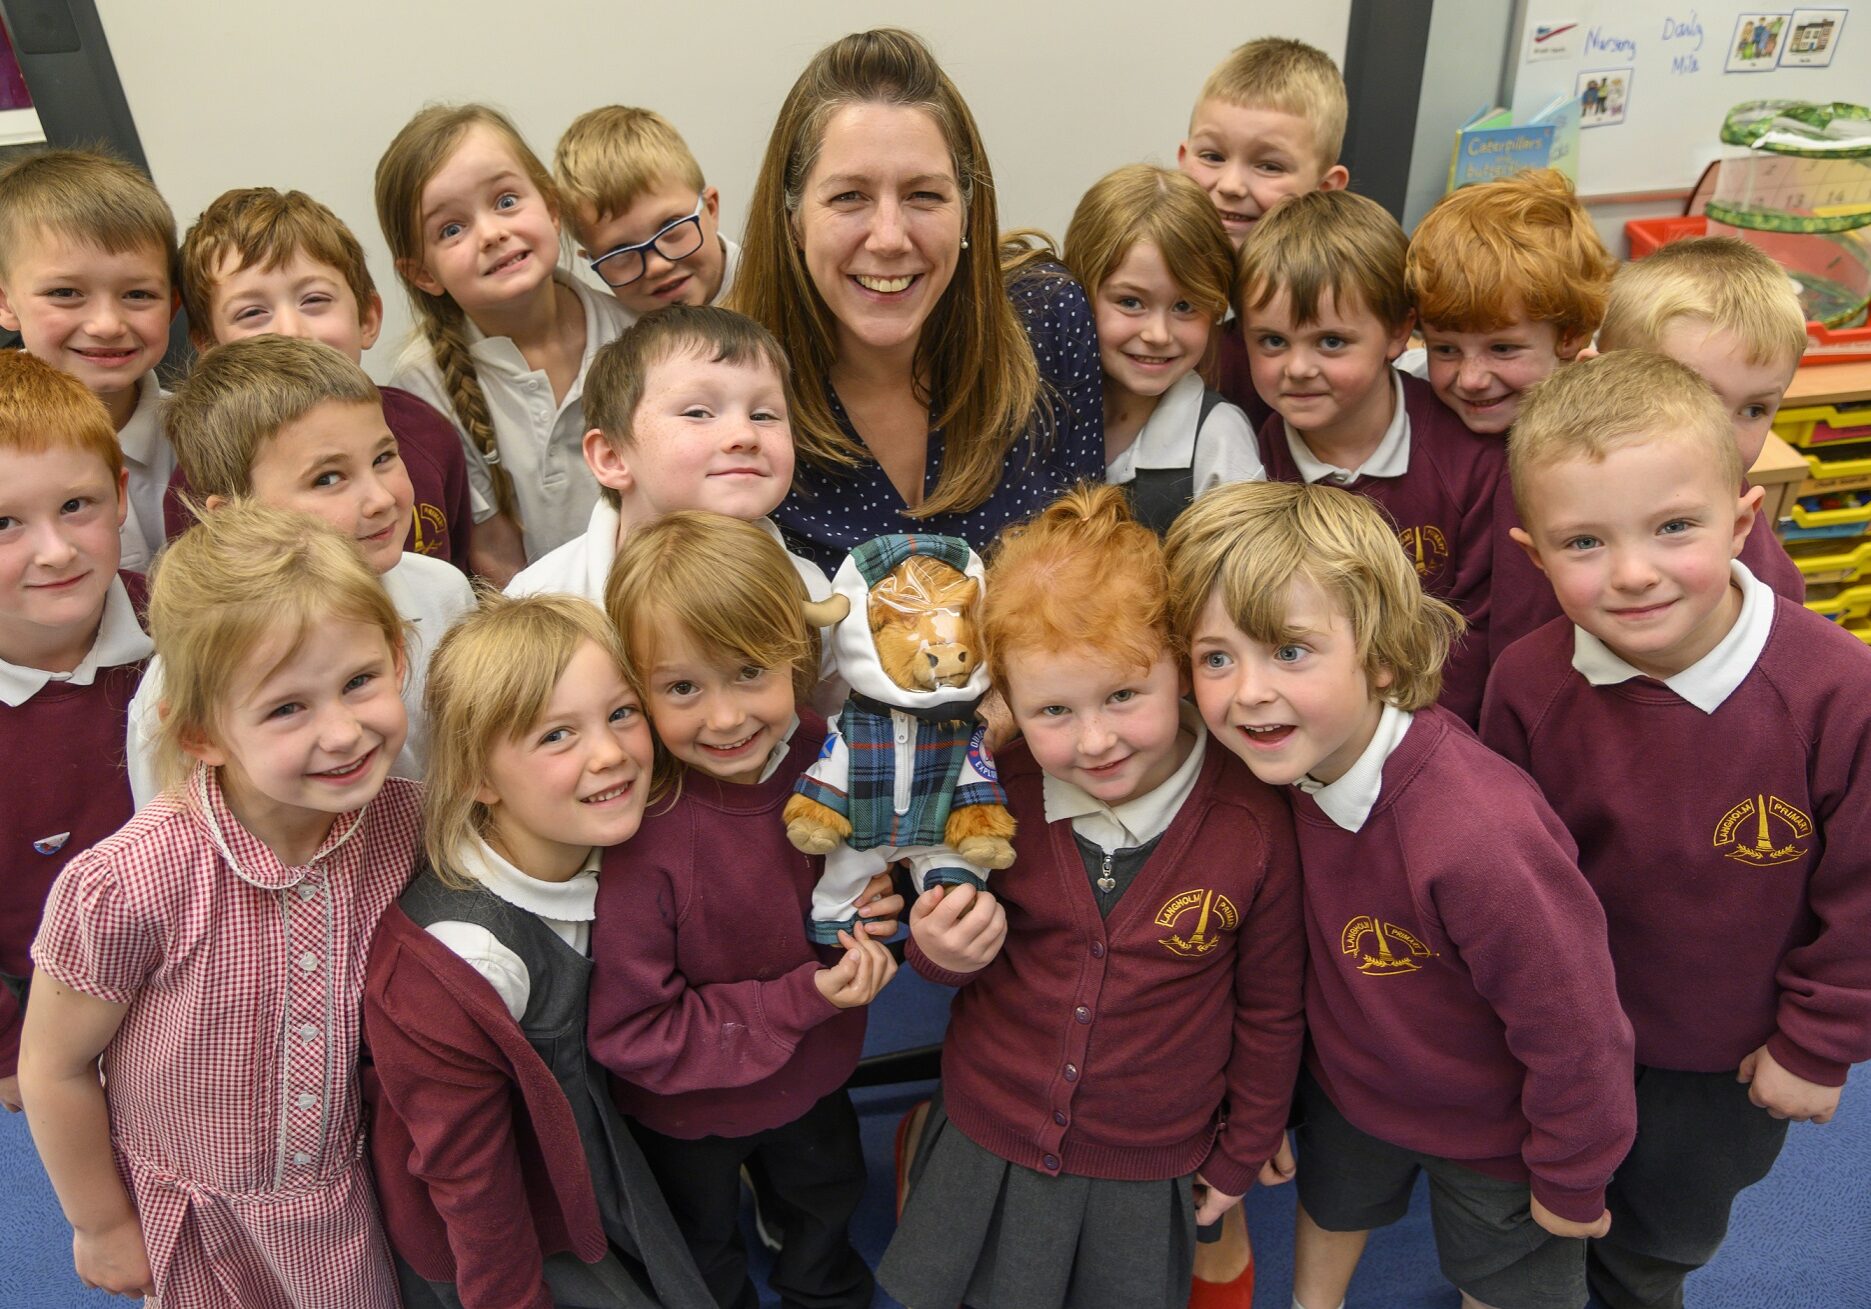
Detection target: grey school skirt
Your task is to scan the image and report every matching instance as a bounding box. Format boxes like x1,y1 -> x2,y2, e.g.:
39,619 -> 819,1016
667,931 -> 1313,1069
878,1094 -> 1198,1309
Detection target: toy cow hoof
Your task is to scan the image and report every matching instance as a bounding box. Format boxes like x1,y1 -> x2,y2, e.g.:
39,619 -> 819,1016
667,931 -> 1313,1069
956,836 -> 1016,870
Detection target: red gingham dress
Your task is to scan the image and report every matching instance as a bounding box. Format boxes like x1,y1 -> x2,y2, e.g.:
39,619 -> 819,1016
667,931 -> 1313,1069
32,767 -> 422,1309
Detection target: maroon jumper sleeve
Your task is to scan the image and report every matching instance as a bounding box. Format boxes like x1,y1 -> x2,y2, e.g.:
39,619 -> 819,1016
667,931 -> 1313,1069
1199,805 -> 1306,1196
365,946 -> 555,1309
1766,695 -> 1871,1086
586,858 -> 841,1094
1437,448 -> 1501,727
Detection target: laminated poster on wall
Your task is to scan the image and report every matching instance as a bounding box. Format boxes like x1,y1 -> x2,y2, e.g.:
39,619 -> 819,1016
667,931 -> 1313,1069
1728,13 -> 1792,70
1576,68 -> 1631,126
1779,8 -> 1848,65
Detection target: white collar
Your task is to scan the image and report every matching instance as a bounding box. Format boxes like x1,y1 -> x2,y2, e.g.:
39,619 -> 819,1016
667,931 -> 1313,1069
1108,372 -> 1207,479
585,497 -> 625,603
1570,561 -> 1772,714
0,575 -> 153,707
116,373 -> 166,466
464,270 -> 606,379
715,236 -> 741,305
1042,703 -> 1208,852
757,714 -> 802,784
457,832 -> 602,922
1294,702 -> 1413,833
1282,371 -> 1410,484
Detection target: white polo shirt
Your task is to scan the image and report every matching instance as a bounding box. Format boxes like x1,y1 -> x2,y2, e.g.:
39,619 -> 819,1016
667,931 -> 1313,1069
116,374 -> 172,574
1105,372 -> 1264,495
390,271 -> 634,562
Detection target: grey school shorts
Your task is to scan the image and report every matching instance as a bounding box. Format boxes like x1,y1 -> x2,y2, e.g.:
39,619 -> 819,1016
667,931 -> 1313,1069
1293,1068 -> 1589,1309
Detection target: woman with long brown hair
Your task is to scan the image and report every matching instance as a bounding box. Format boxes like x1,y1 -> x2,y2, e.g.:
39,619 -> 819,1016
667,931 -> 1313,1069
731,28 -> 1103,565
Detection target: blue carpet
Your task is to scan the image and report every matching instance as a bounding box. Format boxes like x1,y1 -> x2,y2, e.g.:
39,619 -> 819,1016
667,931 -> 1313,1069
3,964 -> 1866,1306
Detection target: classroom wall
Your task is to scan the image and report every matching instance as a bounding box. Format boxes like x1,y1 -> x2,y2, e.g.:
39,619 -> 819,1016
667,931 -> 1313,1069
93,0 -> 1350,379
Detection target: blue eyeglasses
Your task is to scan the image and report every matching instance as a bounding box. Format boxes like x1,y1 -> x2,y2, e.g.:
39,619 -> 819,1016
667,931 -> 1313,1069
588,194 -> 707,288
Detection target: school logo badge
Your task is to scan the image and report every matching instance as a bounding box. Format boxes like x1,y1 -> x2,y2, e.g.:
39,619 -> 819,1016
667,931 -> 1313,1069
1713,794 -> 1812,867
32,832 -> 71,856
1155,889 -> 1239,957
411,503 -> 449,556
1341,914 -> 1436,976
1397,526 -> 1448,579
966,726 -> 997,782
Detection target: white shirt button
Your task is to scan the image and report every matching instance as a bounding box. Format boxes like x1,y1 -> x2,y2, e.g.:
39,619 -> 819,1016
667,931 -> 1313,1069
296,1092 -> 318,1109
292,1151 -> 311,1166
298,952 -> 319,972
298,1023 -> 319,1041
297,883 -> 318,900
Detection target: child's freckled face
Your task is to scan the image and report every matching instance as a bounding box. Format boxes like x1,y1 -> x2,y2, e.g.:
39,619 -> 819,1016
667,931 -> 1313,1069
478,640 -> 655,865
246,400 -> 414,575
1655,320 -> 1798,470
593,352 -> 795,529
1178,99 -> 1346,249
0,447 -> 126,662
577,181 -> 725,316
1093,241 -> 1214,404
1517,438 -> 1756,679
1190,582 -> 1386,788
1422,315 -> 1579,436
1245,286 -> 1411,449
640,624 -> 796,786
206,252 -> 382,363
0,232 -> 173,416
1003,647 -> 1190,807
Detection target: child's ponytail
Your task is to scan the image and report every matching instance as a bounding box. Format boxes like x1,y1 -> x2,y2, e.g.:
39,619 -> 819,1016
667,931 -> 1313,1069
377,102 -> 558,524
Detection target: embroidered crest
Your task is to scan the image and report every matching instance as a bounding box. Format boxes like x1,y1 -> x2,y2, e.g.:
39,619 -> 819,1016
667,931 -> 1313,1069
1713,794 -> 1812,867
966,726 -> 997,782
1340,914 -> 1436,976
411,503 -> 449,555
1397,525 -> 1449,579
32,832 -> 72,856
1155,888 -> 1239,957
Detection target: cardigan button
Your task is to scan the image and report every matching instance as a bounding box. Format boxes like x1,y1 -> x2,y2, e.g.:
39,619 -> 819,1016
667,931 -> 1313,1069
1063,1063 -> 1078,1082
1053,1110 -> 1067,1126
1074,1006 -> 1091,1024
1042,1153 -> 1060,1172
1089,942 -> 1104,958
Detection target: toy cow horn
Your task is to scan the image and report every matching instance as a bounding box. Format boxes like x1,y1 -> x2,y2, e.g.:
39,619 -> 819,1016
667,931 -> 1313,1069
802,594 -> 851,627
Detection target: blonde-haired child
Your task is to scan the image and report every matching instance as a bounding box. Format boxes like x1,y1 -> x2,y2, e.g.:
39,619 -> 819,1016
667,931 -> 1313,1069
880,483 -> 1303,1309
21,502 -> 419,1306
1599,235 -> 1809,602
377,103 -> 633,582
362,591 -> 712,1309
555,105 -> 739,318
1064,165 -> 1263,532
1169,480 -> 1634,1309
590,512 -> 899,1309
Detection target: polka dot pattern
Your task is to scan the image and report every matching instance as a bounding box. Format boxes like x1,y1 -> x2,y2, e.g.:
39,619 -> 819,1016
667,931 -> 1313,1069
775,264 -> 1106,570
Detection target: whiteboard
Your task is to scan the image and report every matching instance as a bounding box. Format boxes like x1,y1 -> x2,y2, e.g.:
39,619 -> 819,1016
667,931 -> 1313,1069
94,0 -> 1349,380
1507,1 -> 1865,198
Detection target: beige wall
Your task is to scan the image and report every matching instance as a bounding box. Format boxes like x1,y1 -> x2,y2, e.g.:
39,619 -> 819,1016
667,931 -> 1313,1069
97,0 -> 1349,378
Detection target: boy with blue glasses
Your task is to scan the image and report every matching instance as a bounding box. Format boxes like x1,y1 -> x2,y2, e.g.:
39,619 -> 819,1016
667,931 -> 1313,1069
555,106 -> 738,318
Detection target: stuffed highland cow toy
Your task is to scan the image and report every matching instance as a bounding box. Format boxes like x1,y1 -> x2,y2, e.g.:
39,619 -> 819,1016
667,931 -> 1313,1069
784,534 -> 1016,943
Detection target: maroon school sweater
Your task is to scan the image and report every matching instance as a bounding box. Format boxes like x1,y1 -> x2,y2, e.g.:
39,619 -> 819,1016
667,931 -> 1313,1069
910,739 -> 1305,1197
161,385 -> 472,569
1481,603 -> 1871,1086
587,710 -> 864,1139
1258,374 -> 1500,725
1490,484 -> 1806,662
1292,706 -> 1634,1222
1209,319 -> 1276,436
0,571 -> 149,1076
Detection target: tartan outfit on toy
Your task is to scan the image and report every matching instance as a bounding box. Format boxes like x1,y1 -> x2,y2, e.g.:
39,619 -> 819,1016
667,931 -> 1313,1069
794,534 -> 1008,942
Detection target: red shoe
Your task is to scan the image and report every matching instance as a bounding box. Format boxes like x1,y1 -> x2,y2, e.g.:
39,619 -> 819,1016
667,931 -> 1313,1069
1187,1252 -> 1254,1309
894,1100 -> 930,1218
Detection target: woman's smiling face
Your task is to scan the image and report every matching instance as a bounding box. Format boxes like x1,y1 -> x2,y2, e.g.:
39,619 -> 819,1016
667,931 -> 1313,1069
794,103 -> 964,363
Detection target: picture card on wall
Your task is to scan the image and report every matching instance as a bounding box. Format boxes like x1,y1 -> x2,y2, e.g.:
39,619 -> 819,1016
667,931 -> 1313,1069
1576,68 -> 1631,127
1727,13 -> 1792,71
1780,9 -> 1847,66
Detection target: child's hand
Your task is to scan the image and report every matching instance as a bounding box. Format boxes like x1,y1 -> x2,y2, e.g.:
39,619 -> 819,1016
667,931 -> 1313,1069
73,1213 -> 153,1297
1258,1134 -> 1296,1187
0,1074 -> 20,1113
814,930 -> 897,1009
1737,1044 -> 1843,1123
908,883 -> 1007,974
855,871 -> 905,939
1192,1172 -> 1245,1225
1531,1194 -> 1611,1239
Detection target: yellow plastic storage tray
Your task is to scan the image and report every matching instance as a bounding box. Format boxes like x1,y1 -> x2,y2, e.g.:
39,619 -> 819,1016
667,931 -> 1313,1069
1790,538 -> 1871,584
1789,489 -> 1871,529
1806,582 -> 1871,622
1775,403 -> 1871,449
1802,442 -> 1871,483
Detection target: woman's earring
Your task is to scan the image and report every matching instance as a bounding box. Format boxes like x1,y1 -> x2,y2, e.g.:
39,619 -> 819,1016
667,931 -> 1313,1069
960,235 -> 971,250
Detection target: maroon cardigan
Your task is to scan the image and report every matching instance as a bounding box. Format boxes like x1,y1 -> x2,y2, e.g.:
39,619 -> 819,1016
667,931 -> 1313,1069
363,903 -> 606,1309
912,738 -> 1305,1197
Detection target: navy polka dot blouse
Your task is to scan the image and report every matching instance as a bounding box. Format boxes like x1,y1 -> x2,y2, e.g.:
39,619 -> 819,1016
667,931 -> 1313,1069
774,263 -> 1106,570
